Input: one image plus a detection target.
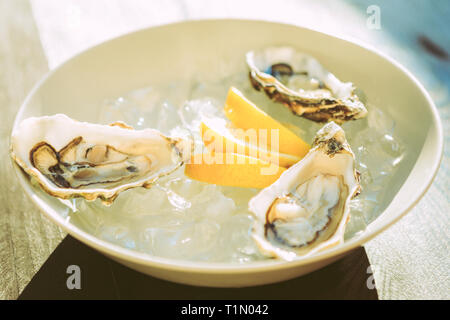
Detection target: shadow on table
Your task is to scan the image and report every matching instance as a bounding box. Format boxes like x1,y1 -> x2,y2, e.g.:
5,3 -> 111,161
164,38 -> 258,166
19,236 -> 377,300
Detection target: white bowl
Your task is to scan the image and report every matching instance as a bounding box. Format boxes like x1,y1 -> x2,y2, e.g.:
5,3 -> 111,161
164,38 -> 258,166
12,20 -> 443,287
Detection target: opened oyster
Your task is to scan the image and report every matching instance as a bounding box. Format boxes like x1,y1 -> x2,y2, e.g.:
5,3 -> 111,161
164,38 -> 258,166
246,47 -> 368,123
249,122 -> 360,260
11,114 -> 191,204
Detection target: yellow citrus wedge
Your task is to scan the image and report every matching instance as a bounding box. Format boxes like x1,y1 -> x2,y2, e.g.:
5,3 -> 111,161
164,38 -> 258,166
224,87 -> 310,158
200,117 -> 301,168
185,152 -> 286,189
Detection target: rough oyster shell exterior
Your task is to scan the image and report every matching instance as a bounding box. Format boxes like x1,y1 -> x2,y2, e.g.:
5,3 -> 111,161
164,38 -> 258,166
248,122 -> 361,260
11,114 -> 191,205
247,47 -> 368,123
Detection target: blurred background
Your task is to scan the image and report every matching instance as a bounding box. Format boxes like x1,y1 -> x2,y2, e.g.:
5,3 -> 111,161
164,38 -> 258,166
0,0 -> 448,299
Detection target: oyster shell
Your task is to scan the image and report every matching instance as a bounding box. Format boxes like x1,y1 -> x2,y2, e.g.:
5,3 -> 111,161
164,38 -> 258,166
11,114 -> 191,204
248,122 -> 360,260
246,47 -> 368,123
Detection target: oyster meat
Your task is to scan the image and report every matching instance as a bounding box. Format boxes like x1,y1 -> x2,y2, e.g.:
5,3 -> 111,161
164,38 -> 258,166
246,47 -> 368,123
248,122 -> 360,260
11,114 -> 191,204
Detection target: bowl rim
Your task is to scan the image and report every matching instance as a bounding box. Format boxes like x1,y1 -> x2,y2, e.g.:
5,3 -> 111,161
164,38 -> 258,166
12,18 -> 444,274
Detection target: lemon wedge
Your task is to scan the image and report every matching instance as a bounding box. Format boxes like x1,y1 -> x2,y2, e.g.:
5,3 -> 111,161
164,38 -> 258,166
224,87 -> 310,158
200,118 -> 301,168
185,152 -> 286,189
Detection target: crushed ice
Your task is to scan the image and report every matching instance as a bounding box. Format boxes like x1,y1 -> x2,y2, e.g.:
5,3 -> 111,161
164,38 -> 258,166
66,74 -> 405,262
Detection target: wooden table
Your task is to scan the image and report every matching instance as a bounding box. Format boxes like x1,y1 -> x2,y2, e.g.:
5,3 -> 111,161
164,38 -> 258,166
0,0 -> 448,299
